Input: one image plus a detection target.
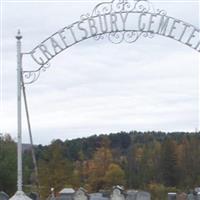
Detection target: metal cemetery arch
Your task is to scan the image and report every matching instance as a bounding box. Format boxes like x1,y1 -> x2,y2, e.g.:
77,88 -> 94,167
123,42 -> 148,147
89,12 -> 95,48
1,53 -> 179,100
12,0 -> 199,199
22,0 -> 200,84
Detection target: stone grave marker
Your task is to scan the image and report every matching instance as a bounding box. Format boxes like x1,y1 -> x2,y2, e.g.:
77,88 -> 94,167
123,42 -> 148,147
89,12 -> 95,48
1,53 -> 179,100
90,193 -> 109,200
194,193 -> 200,200
168,193 -> 176,200
74,188 -> 88,200
126,190 -> 138,200
195,188 -> 200,193
58,188 -> 75,200
111,187 -> 125,200
136,191 -> 151,200
188,193 -> 194,200
177,193 -> 187,200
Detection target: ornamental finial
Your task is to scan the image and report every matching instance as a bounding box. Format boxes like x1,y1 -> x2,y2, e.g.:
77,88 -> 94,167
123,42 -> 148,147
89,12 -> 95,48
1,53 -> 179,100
16,29 -> 22,40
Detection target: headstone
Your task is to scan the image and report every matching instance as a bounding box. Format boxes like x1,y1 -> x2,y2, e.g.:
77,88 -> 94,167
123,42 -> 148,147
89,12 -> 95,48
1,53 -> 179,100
0,192 -> 9,200
197,193 -> 200,200
195,188 -> 200,193
136,191 -> 151,200
188,193 -> 194,200
89,193 -> 109,200
126,190 -> 138,200
111,187 -> 125,200
29,192 -> 39,200
74,188 -> 88,200
58,188 -> 75,200
176,193 -> 187,200
194,189 -> 200,200
99,190 -> 110,198
193,192 -> 200,200
168,193 -> 176,200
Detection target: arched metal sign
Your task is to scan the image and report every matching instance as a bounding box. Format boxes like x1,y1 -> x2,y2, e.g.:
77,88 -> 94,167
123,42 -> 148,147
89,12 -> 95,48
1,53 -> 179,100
11,0 -> 199,199
22,0 -> 200,84
30,8 -> 199,64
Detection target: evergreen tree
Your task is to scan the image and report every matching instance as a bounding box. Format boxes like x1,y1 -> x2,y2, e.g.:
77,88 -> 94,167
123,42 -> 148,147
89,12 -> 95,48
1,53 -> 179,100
160,139 -> 179,187
0,134 -> 17,195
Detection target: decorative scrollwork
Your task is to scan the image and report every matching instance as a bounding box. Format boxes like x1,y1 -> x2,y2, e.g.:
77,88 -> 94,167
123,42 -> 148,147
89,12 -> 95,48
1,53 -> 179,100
91,0 -> 160,44
92,0 -> 155,16
22,63 -> 50,84
112,0 -> 130,12
92,1 -> 112,15
94,31 -> 144,44
123,31 -> 142,43
142,31 -> 154,39
156,9 -> 167,16
80,13 -> 90,20
93,34 -> 106,41
133,0 -> 154,13
108,32 -> 124,44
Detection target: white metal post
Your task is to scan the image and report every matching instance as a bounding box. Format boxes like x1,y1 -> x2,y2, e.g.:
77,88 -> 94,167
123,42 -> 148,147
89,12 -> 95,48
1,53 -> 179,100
9,31 -> 32,200
16,30 -> 23,192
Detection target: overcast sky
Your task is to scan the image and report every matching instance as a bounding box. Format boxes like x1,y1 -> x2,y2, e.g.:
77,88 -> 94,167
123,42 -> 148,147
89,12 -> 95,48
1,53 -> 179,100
1,0 -> 199,145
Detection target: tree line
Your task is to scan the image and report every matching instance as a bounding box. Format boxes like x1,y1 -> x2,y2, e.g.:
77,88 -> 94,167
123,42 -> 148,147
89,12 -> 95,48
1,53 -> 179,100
1,131 -> 200,199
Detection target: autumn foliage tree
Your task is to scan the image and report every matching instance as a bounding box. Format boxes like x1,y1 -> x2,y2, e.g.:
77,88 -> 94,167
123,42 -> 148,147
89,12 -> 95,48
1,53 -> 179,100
81,137 -> 125,192
104,164 -> 125,187
2,131 -> 200,197
38,141 -> 74,198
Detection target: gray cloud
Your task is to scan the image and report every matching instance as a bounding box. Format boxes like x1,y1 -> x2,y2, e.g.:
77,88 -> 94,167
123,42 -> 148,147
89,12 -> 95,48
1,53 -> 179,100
1,0 -> 199,144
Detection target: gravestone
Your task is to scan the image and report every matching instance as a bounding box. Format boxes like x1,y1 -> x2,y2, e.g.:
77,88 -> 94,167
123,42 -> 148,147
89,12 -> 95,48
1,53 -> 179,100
89,193 -> 109,200
136,192 -> 151,200
74,188 -> 88,200
126,190 -> 138,200
58,188 -> 75,200
110,186 -> 125,200
168,193 -> 176,200
176,193 -> 187,200
0,192 -> 9,200
195,188 -> 200,193
193,189 -> 200,200
29,192 -> 39,200
188,192 -> 200,200
193,193 -> 200,200
188,193 -> 194,200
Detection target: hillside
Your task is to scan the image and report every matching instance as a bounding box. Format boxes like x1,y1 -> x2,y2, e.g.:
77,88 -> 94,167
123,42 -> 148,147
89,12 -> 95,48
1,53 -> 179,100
1,131 -> 200,199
